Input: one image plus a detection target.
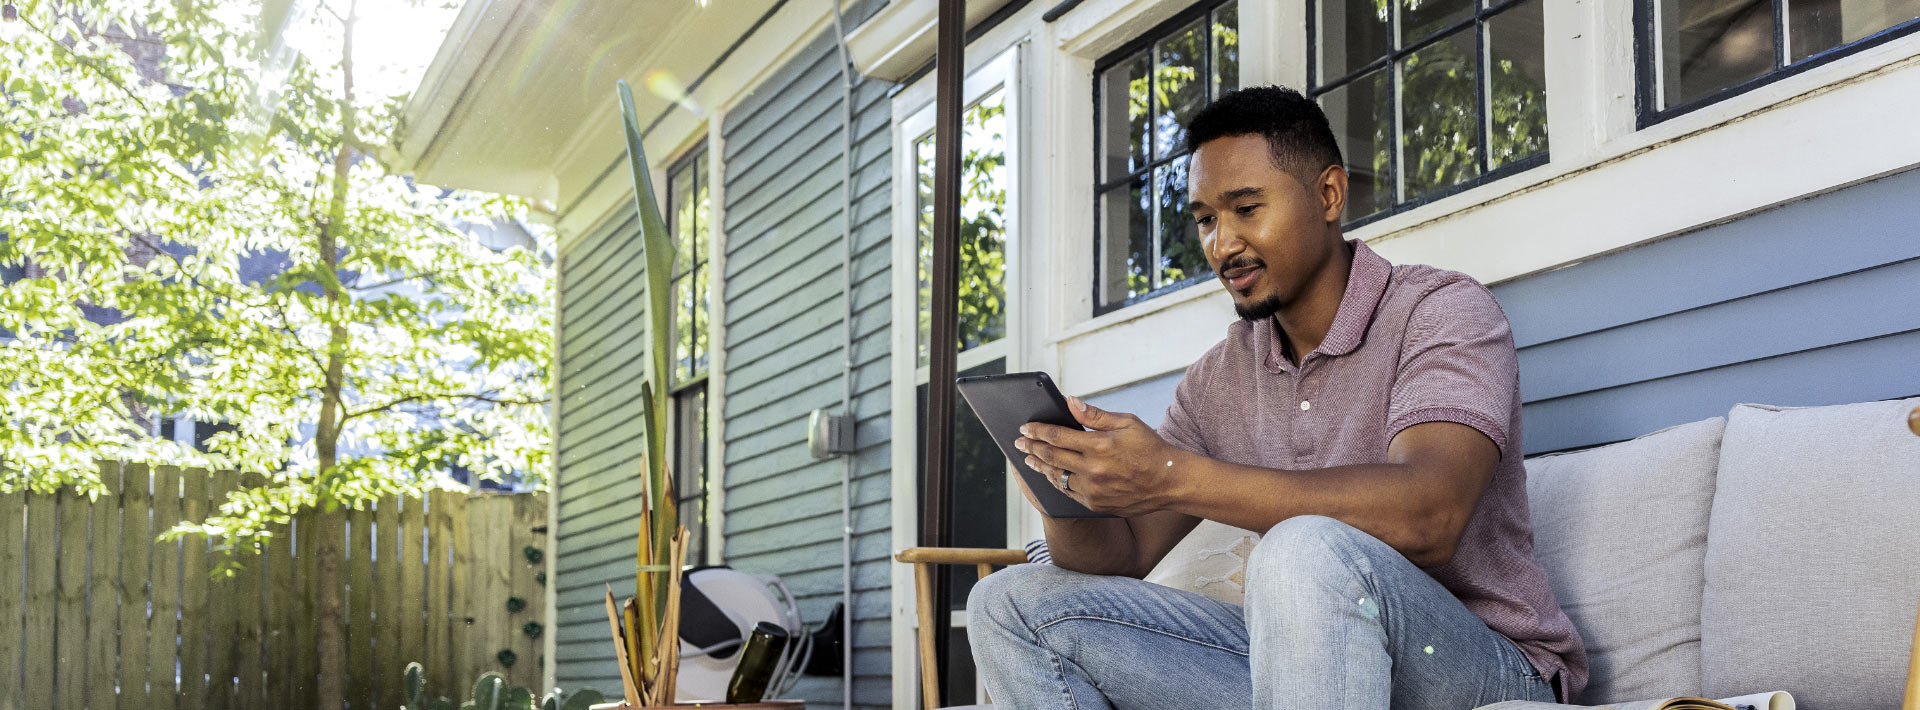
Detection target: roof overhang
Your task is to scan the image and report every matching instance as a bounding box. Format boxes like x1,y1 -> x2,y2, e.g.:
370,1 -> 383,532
391,0 -> 794,205
843,0 -> 1015,81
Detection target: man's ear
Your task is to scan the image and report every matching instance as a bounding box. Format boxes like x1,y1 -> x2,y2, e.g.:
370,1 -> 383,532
1318,164 -> 1349,224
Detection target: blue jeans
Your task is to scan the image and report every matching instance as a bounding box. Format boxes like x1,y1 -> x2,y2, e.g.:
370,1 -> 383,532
967,516 -> 1555,709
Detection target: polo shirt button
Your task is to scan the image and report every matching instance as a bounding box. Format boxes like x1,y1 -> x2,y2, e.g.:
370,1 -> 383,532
1300,400 -> 1311,411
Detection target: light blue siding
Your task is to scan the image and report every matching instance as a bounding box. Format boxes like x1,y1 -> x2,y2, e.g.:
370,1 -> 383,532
552,206 -> 652,693
1496,166 -> 1920,453
717,17 -> 896,709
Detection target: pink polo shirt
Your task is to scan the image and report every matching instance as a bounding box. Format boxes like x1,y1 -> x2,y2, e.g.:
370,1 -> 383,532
1157,239 -> 1588,699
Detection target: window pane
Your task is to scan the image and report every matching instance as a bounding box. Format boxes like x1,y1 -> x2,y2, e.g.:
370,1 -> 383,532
959,90 -> 1008,351
692,264 -> 710,374
692,154 -> 710,266
1401,28 -> 1482,198
1658,0 -> 1774,108
671,275 -> 693,383
671,163 -> 696,277
1318,0 -> 1391,83
1402,0 -> 1475,46
1098,178 -> 1152,307
1212,2 -> 1241,96
1320,68 -> 1393,218
675,388 -> 708,563
1154,19 -> 1208,160
1155,159 -> 1206,287
915,134 -> 934,369
1489,0 -> 1549,169
916,91 -> 1009,360
1099,51 -> 1151,181
1789,0 -> 1920,61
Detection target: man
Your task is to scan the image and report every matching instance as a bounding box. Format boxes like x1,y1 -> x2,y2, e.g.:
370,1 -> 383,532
968,86 -> 1586,709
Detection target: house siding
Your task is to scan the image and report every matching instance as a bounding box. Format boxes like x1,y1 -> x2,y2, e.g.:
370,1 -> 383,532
551,205 -> 652,694
718,24 -> 898,710
1494,166 -> 1920,454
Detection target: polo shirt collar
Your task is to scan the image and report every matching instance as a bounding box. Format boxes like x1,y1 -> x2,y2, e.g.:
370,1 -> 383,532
1267,239 -> 1392,370
1320,239 -> 1392,357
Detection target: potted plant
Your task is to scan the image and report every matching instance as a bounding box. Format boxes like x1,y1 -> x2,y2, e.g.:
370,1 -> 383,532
593,81 -> 802,710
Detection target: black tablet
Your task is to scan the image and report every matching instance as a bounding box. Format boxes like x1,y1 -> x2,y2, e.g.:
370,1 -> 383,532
955,371 -> 1116,518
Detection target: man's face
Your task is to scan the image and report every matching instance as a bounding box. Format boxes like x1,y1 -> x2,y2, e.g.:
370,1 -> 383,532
1187,134 -> 1343,320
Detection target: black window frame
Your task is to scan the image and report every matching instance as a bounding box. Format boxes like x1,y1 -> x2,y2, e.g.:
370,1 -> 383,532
1634,0 -> 1920,126
1090,0 -> 1241,317
664,145 -> 713,563
1307,0 -> 1552,230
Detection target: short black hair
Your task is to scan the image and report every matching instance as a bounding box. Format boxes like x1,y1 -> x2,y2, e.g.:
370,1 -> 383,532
1185,85 -> 1344,181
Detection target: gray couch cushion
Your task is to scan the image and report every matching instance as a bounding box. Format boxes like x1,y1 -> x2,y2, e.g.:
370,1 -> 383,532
1526,417 -> 1724,704
1701,398 -> 1920,710
1528,418 -> 1728,702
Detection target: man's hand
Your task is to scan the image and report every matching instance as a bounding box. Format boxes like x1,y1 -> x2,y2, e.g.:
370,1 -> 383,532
1014,397 -> 1185,517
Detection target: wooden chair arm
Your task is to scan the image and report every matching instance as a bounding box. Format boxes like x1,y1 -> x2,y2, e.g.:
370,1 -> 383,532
894,547 -> 1030,566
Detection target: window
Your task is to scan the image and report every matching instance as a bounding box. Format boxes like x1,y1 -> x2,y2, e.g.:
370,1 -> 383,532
666,146 -> 712,564
1310,0 -> 1549,225
1093,0 -> 1240,314
1639,0 -> 1920,122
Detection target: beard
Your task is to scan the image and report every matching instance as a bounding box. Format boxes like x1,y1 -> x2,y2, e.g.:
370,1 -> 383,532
1234,292 -> 1283,321
1222,256 -> 1283,321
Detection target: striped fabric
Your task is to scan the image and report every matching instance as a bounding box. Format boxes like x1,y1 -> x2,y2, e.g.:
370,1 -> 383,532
1023,538 -> 1052,565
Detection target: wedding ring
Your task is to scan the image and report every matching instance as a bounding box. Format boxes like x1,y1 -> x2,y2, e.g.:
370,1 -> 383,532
1060,471 -> 1071,492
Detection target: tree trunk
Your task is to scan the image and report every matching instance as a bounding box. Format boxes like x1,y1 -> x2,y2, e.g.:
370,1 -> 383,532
314,3 -> 358,709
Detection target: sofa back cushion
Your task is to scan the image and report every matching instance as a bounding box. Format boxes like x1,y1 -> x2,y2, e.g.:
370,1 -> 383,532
1701,398 -> 1920,709
1525,417 -> 1724,703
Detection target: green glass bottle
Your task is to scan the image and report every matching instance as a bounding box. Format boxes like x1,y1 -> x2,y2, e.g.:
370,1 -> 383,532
724,621 -> 791,703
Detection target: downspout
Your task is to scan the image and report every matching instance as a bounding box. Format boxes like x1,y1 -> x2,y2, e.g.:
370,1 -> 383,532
829,2 -> 857,709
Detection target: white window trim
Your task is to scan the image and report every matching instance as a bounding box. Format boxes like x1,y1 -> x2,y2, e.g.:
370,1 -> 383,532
702,115 -> 729,568
888,46 -> 1026,710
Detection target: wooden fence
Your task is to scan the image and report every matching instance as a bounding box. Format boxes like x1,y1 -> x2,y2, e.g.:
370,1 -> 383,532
0,462 -> 549,710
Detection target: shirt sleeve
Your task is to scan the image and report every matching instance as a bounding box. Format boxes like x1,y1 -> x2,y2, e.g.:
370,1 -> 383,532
1158,350 -> 1216,458
1386,278 -> 1521,457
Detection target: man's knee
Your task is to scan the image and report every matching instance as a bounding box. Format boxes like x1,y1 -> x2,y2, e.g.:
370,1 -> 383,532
1249,515 -> 1382,580
965,562 -> 1058,625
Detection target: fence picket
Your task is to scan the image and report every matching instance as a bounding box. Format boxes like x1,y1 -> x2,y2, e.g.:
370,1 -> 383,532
200,471 -> 237,710
263,494 -> 296,705
509,494 -> 545,691
117,465 -> 153,710
348,506 -> 375,709
23,490 -> 57,710
232,472 -> 269,709
450,492 -> 477,684
295,505 -> 320,698
426,490 -> 454,700
147,467 -> 182,710
398,494 -> 426,694
56,483 -> 90,708
87,463 -> 123,710
177,469 -> 211,708
0,485 -> 24,709
374,496 -> 401,708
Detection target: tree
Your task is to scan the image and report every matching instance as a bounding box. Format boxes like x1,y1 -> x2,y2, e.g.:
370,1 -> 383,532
0,1 -> 552,707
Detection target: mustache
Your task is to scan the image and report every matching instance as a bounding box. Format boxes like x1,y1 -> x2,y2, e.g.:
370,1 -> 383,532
1220,256 -> 1264,276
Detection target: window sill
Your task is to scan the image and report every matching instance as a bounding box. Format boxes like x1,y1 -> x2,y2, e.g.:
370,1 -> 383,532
1051,275 -> 1225,346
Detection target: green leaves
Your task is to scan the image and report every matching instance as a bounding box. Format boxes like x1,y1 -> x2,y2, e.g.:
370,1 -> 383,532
0,0 -> 554,565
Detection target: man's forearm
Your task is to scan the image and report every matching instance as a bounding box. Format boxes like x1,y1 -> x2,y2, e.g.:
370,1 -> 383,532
1040,516 -> 1143,576
1160,445 -> 1488,568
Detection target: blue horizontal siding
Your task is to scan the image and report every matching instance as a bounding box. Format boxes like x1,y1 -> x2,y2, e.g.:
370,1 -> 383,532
716,9 -> 894,708
1495,166 -> 1920,454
